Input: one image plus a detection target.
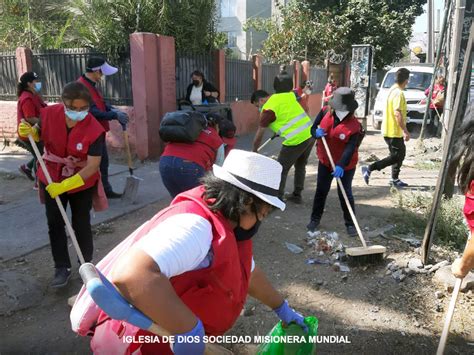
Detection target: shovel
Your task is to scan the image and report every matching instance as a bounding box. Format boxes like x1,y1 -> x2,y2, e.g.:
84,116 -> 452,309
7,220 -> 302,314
121,126 -> 141,204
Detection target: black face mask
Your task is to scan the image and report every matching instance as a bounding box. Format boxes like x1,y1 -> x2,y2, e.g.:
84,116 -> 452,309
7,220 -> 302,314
192,80 -> 201,87
234,212 -> 262,241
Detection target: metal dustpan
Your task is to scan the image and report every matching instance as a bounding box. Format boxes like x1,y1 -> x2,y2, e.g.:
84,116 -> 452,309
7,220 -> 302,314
122,168 -> 142,204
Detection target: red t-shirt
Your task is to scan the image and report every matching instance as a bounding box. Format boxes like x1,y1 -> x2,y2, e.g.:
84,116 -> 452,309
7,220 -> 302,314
323,83 -> 337,103
465,181 -> 474,232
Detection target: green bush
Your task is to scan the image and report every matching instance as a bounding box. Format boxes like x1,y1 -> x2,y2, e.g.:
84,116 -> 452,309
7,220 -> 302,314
391,189 -> 468,250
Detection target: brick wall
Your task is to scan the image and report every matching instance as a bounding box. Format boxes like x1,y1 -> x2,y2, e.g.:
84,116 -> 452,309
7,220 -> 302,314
0,101 -> 18,139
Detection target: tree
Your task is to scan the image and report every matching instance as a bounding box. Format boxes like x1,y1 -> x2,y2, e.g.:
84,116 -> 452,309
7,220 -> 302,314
245,0 -> 425,68
54,0 -> 226,58
0,0 -> 226,58
0,0 -> 76,50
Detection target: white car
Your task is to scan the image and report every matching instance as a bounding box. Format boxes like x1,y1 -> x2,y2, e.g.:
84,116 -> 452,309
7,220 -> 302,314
372,64 -> 434,130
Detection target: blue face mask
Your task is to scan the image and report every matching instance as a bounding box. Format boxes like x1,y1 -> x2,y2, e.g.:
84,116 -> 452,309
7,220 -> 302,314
34,82 -> 42,92
64,107 -> 88,121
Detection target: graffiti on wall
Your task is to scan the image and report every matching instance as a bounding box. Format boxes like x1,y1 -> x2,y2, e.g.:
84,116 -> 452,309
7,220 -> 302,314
350,45 -> 374,118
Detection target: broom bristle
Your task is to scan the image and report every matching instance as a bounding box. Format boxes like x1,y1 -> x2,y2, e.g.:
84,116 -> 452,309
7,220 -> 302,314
347,252 -> 384,266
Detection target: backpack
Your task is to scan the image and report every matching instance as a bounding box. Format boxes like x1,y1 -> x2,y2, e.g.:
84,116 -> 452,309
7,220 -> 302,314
159,111 -> 207,143
321,107 -> 365,147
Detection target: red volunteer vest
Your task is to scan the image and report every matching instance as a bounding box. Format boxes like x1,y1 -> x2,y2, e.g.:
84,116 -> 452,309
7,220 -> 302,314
222,136 -> 237,157
90,186 -> 253,354
77,76 -> 109,131
17,91 -> 46,141
37,104 -> 105,192
162,127 -> 224,170
316,109 -> 360,170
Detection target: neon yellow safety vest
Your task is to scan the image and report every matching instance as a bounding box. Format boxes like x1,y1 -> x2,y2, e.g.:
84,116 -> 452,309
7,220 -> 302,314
262,92 -> 312,146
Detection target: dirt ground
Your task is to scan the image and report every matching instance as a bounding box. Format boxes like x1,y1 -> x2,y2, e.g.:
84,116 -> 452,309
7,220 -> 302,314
1,128 -> 473,354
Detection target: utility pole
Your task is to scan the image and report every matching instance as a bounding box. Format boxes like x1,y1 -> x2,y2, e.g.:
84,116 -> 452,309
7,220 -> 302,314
428,0 -> 434,63
443,0 -> 466,138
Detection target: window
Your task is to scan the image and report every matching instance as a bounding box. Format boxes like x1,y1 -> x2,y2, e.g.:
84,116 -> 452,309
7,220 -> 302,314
382,71 -> 433,90
221,0 -> 237,17
227,31 -> 238,47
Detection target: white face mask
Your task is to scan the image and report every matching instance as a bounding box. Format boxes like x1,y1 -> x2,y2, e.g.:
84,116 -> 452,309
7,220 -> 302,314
335,110 -> 349,120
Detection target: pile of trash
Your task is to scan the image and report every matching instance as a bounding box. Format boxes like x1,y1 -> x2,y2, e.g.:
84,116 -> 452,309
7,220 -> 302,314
385,258 -> 449,282
304,231 -> 350,272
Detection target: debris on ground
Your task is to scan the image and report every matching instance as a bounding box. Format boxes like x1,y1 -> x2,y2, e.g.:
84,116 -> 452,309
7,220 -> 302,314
364,153 -> 380,162
365,224 -> 395,239
285,242 -> 304,254
433,265 -> 474,292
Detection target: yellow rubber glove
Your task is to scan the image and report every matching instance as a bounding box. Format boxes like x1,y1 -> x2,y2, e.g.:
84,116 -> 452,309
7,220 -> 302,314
46,174 -> 85,199
18,122 -> 40,142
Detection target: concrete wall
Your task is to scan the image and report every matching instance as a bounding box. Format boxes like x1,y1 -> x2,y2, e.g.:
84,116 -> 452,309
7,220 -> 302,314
0,100 -> 136,154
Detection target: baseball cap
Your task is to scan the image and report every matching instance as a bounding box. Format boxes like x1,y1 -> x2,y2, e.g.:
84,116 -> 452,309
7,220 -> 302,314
20,71 -> 39,84
86,57 -> 118,76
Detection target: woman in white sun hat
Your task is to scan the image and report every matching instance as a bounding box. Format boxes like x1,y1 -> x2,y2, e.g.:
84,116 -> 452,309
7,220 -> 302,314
88,149 -> 307,354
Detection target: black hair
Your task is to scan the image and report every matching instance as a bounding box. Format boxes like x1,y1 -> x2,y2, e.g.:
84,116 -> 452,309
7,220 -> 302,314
17,72 -> 37,97
273,71 -> 293,93
191,70 -> 205,80
61,82 -> 92,104
17,82 -> 29,98
395,68 -> 410,85
452,114 -> 474,194
205,112 -> 222,128
250,90 -> 269,104
201,173 -> 270,223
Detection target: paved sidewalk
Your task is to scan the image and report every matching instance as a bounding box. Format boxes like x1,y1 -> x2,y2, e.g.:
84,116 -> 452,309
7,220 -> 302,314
0,131 -> 280,262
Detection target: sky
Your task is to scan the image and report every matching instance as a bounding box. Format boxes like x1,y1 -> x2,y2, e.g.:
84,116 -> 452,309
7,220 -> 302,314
413,0 -> 445,33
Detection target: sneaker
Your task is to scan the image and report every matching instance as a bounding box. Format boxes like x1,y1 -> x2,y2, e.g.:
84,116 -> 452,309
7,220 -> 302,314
19,164 -> 34,181
33,181 -> 38,190
50,267 -> 71,288
286,192 -> 303,204
361,166 -> 371,185
389,179 -> 408,188
307,219 -> 320,232
105,190 -> 122,199
346,225 -> 358,237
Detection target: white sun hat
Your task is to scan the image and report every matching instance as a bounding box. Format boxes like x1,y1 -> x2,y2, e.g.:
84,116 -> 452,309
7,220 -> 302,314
213,149 -> 286,211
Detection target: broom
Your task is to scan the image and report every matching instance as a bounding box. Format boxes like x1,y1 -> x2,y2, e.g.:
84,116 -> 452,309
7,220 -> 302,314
320,134 -> 386,265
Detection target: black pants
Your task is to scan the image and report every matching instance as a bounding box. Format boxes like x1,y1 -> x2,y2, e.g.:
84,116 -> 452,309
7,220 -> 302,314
18,139 -> 44,175
310,164 -> 355,227
369,137 -> 406,180
100,143 -> 112,193
277,137 -> 316,198
42,183 -> 94,268
427,108 -> 442,138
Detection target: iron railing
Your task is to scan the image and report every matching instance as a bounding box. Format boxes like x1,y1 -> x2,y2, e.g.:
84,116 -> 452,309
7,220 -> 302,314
0,51 -> 18,100
176,52 -> 216,101
225,58 -> 253,102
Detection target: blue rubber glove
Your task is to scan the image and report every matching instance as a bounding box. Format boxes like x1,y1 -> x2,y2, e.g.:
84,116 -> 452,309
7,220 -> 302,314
313,127 -> 326,139
116,111 -> 129,126
332,165 -> 344,178
273,300 -> 307,332
173,319 -> 205,355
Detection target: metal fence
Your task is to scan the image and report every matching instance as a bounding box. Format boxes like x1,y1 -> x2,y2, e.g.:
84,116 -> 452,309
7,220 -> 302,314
0,51 -> 18,100
309,67 -> 327,93
31,48 -> 133,105
225,58 -> 253,102
261,63 -> 280,93
176,52 -> 216,101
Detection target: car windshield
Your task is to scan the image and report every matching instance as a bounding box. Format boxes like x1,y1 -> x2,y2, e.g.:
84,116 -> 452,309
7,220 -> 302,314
382,71 -> 433,91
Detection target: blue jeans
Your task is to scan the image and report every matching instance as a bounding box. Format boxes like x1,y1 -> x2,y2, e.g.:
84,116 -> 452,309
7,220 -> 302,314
159,156 -> 205,198
310,163 -> 356,227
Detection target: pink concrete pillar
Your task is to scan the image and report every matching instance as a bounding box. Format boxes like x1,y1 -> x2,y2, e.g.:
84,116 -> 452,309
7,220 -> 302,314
156,35 -> 176,136
292,60 -> 301,88
301,60 -> 310,84
16,47 -> 33,78
214,50 -> 226,102
252,54 -> 263,90
130,32 -> 175,160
